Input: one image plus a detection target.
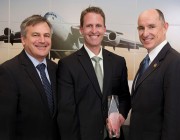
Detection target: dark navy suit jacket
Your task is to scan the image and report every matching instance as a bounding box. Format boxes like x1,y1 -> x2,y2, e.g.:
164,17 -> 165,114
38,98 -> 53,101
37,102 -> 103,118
0,50 -> 58,140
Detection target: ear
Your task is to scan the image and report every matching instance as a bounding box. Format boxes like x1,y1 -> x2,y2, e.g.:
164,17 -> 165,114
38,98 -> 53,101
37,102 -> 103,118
79,27 -> 83,35
104,25 -> 106,32
164,22 -> 169,30
21,36 -> 25,46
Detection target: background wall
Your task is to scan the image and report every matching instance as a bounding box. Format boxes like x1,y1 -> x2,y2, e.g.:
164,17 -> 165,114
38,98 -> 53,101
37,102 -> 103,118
0,0 -> 180,125
1,0 -> 180,80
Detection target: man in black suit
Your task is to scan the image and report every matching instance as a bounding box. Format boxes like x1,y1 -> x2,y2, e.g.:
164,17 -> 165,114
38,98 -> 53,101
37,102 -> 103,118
57,6 -> 130,140
129,9 -> 180,140
0,15 -> 58,140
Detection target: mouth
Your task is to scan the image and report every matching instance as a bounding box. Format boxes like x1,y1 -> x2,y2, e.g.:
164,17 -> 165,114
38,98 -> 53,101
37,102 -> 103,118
142,37 -> 152,43
34,42 -> 49,49
89,34 -> 99,39
35,45 -> 48,50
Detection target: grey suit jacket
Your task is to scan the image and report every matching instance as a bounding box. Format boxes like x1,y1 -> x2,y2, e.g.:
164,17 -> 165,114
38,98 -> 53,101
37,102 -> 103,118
0,50 -> 58,140
130,43 -> 180,140
57,46 -> 130,140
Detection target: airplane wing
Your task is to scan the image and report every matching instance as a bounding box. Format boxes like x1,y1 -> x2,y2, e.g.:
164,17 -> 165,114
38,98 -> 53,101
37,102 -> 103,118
13,32 -> 21,43
71,25 -> 81,37
0,35 -> 6,41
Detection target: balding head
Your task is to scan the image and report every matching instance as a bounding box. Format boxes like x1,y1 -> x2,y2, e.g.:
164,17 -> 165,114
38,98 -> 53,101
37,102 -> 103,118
138,9 -> 165,25
137,9 -> 168,52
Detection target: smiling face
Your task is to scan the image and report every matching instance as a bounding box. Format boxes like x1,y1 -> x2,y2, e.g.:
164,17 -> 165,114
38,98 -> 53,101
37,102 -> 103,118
21,22 -> 51,62
137,9 -> 168,52
80,12 -> 106,50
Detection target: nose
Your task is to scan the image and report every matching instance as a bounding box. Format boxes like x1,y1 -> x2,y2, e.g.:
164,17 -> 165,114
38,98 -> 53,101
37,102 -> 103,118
39,36 -> 45,43
91,26 -> 97,33
142,28 -> 149,37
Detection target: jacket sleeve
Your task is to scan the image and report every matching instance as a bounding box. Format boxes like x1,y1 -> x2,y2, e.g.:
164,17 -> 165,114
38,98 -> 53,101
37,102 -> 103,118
0,64 -> 18,139
118,58 -> 131,119
57,60 -> 81,140
162,57 -> 180,140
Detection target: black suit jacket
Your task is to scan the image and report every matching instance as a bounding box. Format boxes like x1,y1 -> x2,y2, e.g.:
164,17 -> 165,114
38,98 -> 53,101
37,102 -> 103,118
57,46 -> 130,140
130,43 -> 180,140
0,50 -> 58,140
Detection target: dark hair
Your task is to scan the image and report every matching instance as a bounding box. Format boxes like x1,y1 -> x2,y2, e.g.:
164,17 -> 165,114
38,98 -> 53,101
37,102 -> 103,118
155,9 -> 165,23
80,6 -> 105,27
20,15 -> 53,37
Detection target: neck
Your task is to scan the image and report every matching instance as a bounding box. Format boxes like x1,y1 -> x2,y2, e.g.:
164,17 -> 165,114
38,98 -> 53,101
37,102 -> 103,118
88,46 -> 101,55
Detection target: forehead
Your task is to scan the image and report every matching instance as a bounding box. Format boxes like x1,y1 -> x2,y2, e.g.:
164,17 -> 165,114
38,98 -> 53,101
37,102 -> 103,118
83,12 -> 103,23
26,22 -> 51,33
138,10 -> 160,25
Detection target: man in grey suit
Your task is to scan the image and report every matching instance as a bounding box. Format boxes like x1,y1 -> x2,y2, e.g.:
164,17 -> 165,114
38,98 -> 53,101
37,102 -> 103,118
57,6 -> 131,140
129,9 -> 180,140
0,15 -> 58,140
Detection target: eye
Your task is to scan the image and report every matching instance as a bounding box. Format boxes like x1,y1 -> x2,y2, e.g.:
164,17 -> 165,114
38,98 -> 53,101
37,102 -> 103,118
96,24 -> 102,28
32,33 -> 39,37
137,26 -> 144,31
44,33 -> 50,38
148,25 -> 155,29
86,24 -> 92,28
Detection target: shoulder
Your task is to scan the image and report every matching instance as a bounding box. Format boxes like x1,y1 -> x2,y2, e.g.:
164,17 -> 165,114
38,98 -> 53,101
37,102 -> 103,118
47,58 -> 57,66
103,48 -> 126,62
103,48 -> 123,57
46,59 -> 58,73
0,55 -> 20,83
1,55 -> 19,70
160,46 -> 180,73
169,47 -> 180,57
165,46 -> 180,63
58,48 -> 84,64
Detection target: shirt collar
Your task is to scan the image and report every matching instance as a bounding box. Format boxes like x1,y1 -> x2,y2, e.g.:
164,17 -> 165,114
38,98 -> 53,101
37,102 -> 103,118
84,44 -> 103,59
25,50 -> 47,67
148,40 -> 167,63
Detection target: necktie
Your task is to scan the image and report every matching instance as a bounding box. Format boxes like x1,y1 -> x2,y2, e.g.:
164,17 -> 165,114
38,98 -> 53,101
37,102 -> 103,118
92,56 -> 103,92
92,57 -> 106,138
137,54 -> 150,81
36,63 -> 54,115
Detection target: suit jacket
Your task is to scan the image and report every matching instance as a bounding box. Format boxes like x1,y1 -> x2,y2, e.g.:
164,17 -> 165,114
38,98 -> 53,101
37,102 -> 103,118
57,46 -> 131,140
0,50 -> 58,140
129,43 -> 180,140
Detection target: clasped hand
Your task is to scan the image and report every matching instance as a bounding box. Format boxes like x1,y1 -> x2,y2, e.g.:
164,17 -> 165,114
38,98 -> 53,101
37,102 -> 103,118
106,113 -> 125,138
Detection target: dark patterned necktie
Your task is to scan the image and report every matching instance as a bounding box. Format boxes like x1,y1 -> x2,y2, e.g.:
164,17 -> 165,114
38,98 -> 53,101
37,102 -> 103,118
36,63 -> 54,115
137,54 -> 150,81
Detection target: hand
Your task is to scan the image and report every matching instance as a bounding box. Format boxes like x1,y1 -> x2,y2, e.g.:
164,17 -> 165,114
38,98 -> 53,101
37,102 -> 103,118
106,113 -> 125,138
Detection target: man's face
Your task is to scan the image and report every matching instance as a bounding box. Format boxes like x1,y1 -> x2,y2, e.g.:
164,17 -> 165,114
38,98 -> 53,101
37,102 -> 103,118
80,12 -> 106,49
21,22 -> 51,62
137,10 -> 168,52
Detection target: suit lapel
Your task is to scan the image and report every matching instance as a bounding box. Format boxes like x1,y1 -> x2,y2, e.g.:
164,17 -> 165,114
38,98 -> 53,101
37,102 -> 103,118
47,60 -> 57,117
102,49 -> 112,100
19,50 -> 52,116
77,47 -> 103,98
132,43 -> 171,98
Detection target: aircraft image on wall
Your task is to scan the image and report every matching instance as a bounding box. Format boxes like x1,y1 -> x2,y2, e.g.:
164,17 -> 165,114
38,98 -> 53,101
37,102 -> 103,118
0,27 -> 21,45
0,12 -> 143,60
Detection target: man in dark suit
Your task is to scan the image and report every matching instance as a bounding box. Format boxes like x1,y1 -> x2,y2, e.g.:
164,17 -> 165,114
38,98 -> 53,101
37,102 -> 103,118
57,6 -> 131,140
0,15 -> 58,140
129,9 -> 180,140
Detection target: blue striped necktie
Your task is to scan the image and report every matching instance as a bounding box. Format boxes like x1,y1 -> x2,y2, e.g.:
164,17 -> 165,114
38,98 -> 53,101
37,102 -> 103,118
36,63 -> 54,115
137,54 -> 150,81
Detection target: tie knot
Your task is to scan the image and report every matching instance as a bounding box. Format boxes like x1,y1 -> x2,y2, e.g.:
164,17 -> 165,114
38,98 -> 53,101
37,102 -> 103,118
36,63 -> 46,72
92,56 -> 101,63
143,55 -> 150,65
